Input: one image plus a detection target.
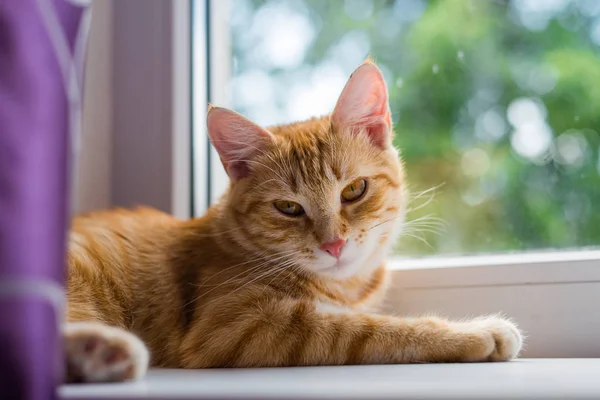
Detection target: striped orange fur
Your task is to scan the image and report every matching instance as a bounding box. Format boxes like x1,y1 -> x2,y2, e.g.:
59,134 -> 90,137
64,60 -> 522,383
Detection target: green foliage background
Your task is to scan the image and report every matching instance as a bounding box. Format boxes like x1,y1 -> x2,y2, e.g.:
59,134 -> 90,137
230,0 -> 600,257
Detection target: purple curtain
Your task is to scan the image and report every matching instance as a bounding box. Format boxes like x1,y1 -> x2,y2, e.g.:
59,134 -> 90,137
0,0 -> 84,398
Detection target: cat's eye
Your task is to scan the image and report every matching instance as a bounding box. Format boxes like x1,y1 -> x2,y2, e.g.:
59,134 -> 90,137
341,179 -> 367,202
274,200 -> 305,216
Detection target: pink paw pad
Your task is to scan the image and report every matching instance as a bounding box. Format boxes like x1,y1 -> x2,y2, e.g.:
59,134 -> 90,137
64,322 -> 149,383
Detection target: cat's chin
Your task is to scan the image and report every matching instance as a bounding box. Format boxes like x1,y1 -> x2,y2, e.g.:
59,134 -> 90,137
312,259 -> 364,280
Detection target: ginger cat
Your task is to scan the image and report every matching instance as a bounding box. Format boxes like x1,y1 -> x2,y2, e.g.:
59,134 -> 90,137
65,60 -> 522,383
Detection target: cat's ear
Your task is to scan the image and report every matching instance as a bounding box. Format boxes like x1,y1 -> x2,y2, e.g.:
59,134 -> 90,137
331,59 -> 392,148
207,106 -> 275,180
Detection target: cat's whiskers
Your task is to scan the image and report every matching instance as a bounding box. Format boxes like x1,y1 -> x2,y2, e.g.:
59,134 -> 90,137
369,213 -> 447,253
229,256 -> 303,292
403,219 -> 448,233
272,263 -> 307,300
403,227 -> 445,237
405,226 -> 446,235
201,255 -> 303,310
259,259 -> 300,296
405,220 -> 447,229
403,217 -> 447,236
194,248 -> 300,288
192,249 -> 272,286
186,250 -> 302,306
368,215 -> 401,231
198,247 -> 299,280
404,220 -> 447,229
405,183 -> 445,213
405,213 -> 447,224
407,184 -> 443,200
401,232 -> 435,249
372,212 -> 447,232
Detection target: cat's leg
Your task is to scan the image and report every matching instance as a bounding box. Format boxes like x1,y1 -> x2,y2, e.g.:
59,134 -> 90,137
64,322 -> 149,383
180,300 -> 522,367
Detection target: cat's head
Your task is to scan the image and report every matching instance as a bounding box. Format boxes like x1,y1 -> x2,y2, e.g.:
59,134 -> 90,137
207,60 -> 406,279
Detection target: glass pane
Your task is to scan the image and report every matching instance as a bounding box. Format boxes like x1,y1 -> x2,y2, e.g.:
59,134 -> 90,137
225,0 -> 600,257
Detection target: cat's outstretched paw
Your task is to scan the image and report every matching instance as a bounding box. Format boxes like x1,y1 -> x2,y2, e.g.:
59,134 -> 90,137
452,316 -> 523,362
64,322 -> 149,383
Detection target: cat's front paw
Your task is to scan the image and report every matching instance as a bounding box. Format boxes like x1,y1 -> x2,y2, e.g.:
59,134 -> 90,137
452,316 -> 523,362
64,322 -> 149,383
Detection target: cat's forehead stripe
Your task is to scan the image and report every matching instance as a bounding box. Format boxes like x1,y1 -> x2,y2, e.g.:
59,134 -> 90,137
267,115 -> 344,191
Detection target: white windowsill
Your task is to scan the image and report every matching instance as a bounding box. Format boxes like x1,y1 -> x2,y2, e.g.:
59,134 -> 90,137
59,359 -> 600,399
388,249 -> 600,270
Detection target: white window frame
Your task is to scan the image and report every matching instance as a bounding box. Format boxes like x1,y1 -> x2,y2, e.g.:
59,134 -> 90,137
90,0 -> 600,359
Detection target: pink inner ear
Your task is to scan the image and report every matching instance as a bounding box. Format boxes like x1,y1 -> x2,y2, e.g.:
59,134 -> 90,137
332,63 -> 392,148
207,107 -> 274,180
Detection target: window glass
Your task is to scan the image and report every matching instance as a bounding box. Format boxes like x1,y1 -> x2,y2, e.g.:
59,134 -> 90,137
222,0 -> 600,257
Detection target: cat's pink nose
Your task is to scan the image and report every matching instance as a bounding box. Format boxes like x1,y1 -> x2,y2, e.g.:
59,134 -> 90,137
320,238 -> 346,259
